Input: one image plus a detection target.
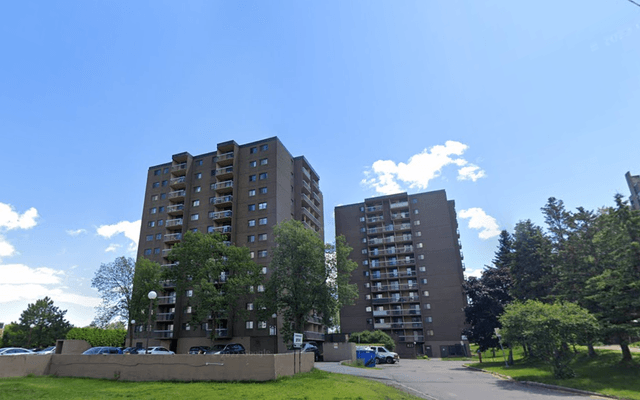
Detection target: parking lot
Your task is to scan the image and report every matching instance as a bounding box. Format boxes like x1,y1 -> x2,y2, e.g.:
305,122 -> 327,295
315,359 -> 601,400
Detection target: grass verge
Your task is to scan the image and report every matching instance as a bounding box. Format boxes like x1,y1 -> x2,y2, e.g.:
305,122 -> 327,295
467,347 -> 640,400
0,369 -> 422,400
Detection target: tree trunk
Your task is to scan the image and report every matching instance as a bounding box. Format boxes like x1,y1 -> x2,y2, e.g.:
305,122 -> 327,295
587,343 -> 597,358
508,348 -> 514,365
620,343 -> 633,363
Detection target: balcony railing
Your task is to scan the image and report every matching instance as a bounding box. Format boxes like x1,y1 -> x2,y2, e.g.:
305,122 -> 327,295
171,163 -> 187,173
373,322 -> 392,329
398,335 -> 424,343
372,296 -> 420,304
370,258 -> 415,268
371,283 -> 419,292
304,331 -> 325,341
215,328 -> 230,338
302,207 -> 321,227
157,296 -> 176,305
157,313 -> 175,322
154,330 -> 174,339
161,249 -> 172,257
161,262 -> 178,268
168,190 -> 186,200
391,212 -> 410,220
373,309 -> 421,317
389,201 -> 409,209
210,210 -> 233,220
166,218 -> 183,227
212,180 -> 233,191
164,233 -> 182,242
166,204 -> 184,214
169,176 -> 186,187
213,152 -> 234,164
213,166 -> 233,176
210,195 -> 233,205
211,225 -> 232,234
366,216 -> 385,224
394,223 -> 411,231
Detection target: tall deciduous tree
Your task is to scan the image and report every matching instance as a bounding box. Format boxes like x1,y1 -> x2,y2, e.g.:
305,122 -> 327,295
325,235 -> 359,329
91,256 -> 136,327
266,220 -> 336,343
1,297 -> 72,348
130,257 -> 163,325
585,195 -> 640,363
166,231 -> 264,339
463,230 -> 513,351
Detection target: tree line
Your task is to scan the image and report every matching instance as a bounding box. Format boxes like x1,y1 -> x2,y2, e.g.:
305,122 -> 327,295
463,195 -> 640,377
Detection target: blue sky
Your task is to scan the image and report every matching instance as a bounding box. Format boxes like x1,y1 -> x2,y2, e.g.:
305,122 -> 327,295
1,1 -> 638,327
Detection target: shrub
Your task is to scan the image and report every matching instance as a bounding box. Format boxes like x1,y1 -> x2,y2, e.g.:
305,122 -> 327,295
348,330 -> 395,351
66,327 -> 126,347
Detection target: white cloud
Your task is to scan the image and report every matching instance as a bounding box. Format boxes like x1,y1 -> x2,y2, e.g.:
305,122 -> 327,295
362,141 -> 485,195
0,235 -> 16,260
96,220 -> 141,252
0,284 -> 101,307
66,228 -> 87,236
105,243 -> 121,253
0,263 -> 64,285
459,208 -> 501,239
0,203 -> 39,230
465,268 -> 484,279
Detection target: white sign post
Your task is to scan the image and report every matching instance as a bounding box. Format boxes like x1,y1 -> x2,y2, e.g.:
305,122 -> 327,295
293,333 -> 303,349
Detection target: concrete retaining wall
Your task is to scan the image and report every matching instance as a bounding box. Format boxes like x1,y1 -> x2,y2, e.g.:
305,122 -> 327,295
323,342 -> 356,362
0,352 -> 313,382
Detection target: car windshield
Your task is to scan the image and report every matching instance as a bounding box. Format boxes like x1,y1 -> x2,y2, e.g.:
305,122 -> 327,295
210,345 -> 227,351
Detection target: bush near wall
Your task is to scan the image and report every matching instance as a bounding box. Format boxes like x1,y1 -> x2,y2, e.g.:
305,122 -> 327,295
348,330 -> 395,351
66,328 -> 126,347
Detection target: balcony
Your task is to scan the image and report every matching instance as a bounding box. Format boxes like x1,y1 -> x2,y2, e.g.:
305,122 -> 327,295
161,262 -> 178,268
302,207 -> 321,227
210,195 -> 233,206
394,223 -> 412,231
212,180 -> 233,193
304,331 -> 325,341
366,205 -> 383,213
391,212 -> 410,220
373,322 -> 392,329
154,330 -> 174,339
302,167 -> 311,179
372,296 -> 420,305
171,163 -> 187,174
210,210 -> 233,221
371,283 -> 419,292
168,190 -> 186,201
211,225 -> 232,234
367,225 -> 394,235
389,201 -> 409,209
162,249 -> 172,257
391,322 -> 423,329
301,180 -> 311,194
213,151 -> 234,166
301,193 -> 321,214
370,248 -> 396,256
312,191 -> 322,205
398,335 -> 425,343
366,216 -> 385,224
370,270 -> 417,280
373,309 -> 421,317
169,176 -> 186,189
164,232 -> 182,243
162,280 -> 176,288
370,258 -> 415,268
166,218 -> 183,228
157,313 -> 175,322
214,328 -> 230,338
397,246 -> 414,254
213,166 -> 233,179
157,295 -> 176,305
167,204 -> 184,215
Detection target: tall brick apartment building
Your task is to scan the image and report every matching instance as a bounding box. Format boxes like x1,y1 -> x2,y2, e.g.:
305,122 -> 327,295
335,190 -> 468,358
133,137 -> 324,354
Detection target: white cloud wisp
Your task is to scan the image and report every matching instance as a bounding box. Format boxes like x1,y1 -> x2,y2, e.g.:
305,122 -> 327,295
458,208 -> 501,240
96,220 -> 141,252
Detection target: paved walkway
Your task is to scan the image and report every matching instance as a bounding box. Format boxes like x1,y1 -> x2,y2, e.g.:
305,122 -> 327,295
315,359 -> 607,400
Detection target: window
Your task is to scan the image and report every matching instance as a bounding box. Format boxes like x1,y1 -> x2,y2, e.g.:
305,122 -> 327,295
152,182 -> 159,188
184,306 -> 192,314
359,217 -> 365,222
194,186 -> 201,193
248,235 -> 255,243
359,206 -> 365,212
362,260 -> 369,266
360,227 -> 366,233
248,204 -> 256,211
148,221 -> 155,227
258,250 -> 267,258
162,180 -> 168,186
250,251 -> 255,259
365,294 -> 371,300
249,160 -> 257,167
258,233 -> 267,241
417,243 -> 423,248
250,147 -> 257,154
195,172 -> 202,179
150,207 -> 157,214
361,249 -> 368,254
365,306 -> 372,312
257,285 -> 264,292
425,316 -> 432,323
249,286 -> 254,293
424,303 -> 431,309
414,209 -> 419,214
196,160 -> 203,166
163,167 -> 169,174
419,255 -> 425,260
426,330 -> 434,336
423,290 -> 430,297
192,200 -> 200,207
146,235 -> 153,242
419,266 -> 426,272
159,206 -> 165,212
191,228 -> 197,232
259,172 -> 267,180
246,321 -> 254,329
156,233 -> 162,240
363,270 -> 369,277
249,189 -> 256,197
154,169 -> 161,176
260,144 -> 268,151
158,219 -> 164,226
259,187 -> 267,194
416,231 -> 422,237
144,249 -> 152,255
246,303 -> 254,311
248,219 -> 256,227
153,248 -> 159,255
258,321 -> 267,329
412,199 -> 418,204
269,325 -> 277,335
258,217 -> 267,225
151,194 -> 158,201
364,283 -> 370,288
260,158 -> 268,165
258,202 -> 267,210
191,214 -> 199,221
414,220 -> 420,226
186,290 -> 193,297
421,278 -> 428,284
261,267 -> 267,274
249,175 -> 256,182
182,323 -> 191,331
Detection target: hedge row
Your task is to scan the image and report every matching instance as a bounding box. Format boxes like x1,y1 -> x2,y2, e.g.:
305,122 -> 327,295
66,327 -> 126,347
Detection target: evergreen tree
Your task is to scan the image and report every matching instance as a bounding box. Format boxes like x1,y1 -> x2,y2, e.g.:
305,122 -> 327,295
510,220 -> 553,301
2,297 -> 72,348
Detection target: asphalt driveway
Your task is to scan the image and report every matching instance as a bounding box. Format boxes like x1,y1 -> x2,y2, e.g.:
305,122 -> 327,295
315,359 -> 606,400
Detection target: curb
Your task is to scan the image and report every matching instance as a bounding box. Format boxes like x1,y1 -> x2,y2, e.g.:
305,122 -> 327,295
463,365 -> 626,400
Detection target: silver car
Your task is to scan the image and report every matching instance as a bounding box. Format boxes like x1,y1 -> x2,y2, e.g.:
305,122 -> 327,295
0,347 -> 34,355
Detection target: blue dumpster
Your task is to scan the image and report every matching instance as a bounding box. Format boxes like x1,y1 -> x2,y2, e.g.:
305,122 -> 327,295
356,349 -> 377,367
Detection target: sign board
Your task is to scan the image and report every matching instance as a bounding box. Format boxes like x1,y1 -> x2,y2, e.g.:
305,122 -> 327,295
293,333 -> 303,349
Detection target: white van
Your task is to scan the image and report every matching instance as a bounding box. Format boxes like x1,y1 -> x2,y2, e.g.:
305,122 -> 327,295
371,346 -> 400,364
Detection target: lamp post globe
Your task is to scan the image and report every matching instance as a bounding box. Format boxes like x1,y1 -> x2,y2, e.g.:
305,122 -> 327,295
145,291 -> 158,353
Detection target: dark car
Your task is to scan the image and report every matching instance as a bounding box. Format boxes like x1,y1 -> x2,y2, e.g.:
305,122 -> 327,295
205,343 -> 246,355
189,346 -> 210,354
82,347 -> 123,355
300,342 -> 323,362
122,347 -> 143,354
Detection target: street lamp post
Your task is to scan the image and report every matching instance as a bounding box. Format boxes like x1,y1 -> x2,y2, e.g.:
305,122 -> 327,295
129,319 -> 136,347
145,291 -> 157,354
28,324 -> 35,349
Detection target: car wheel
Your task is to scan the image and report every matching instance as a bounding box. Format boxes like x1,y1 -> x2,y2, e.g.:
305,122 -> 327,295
386,357 -> 394,364
374,357 -> 379,364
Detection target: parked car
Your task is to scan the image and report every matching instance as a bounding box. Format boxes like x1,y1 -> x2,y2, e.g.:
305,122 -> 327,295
0,347 -> 34,356
188,346 -> 210,354
144,346 -> 174,355
35,346 -> 56,355
82,347 -> 123,355
300,342 -> 323,362
205,343 -> 246,355
122,347 -> 143,354
371,346 -> 400,364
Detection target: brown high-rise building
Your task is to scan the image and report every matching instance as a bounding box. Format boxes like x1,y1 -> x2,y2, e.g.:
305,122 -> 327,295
134,137 -> 324,354
335,190 -> 468,358
626,171 -> 640,211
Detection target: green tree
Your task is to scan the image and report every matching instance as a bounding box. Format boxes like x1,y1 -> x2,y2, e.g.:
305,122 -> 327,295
463,230 -> 513,351
325,235 -> 359,330
266,220 -> 336,344
510,220 -> 553,301
348,330 -> 395,351
166,231 -> 264,339
585,195 -> 640,363
91,256 -> 135,328
2,297 -> 72,348
130,257 -> 163,326
500,300 -> 599,379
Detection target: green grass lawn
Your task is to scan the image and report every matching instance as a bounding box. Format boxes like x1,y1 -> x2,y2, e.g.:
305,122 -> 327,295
467,346 -> 640,400
0,369 -> 422,400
